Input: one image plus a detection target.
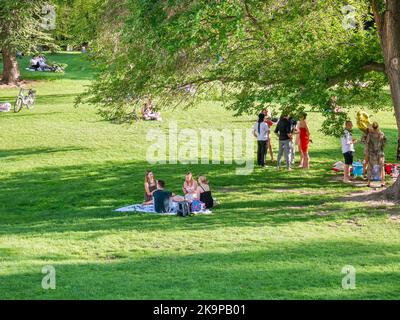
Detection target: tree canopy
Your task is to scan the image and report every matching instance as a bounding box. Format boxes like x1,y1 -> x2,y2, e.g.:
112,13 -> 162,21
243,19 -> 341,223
52,0 -> 107,48
81,0 -> 389,137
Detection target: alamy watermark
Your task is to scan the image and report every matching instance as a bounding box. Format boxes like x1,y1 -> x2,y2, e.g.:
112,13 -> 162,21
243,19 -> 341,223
341,265 -> 356,290
146,121 -> 255,175
42,265 -> 56,290
342,5 -> 357,30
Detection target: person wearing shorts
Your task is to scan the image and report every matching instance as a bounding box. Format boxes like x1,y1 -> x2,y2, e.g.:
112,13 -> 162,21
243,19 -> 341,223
341,121 -> 357,183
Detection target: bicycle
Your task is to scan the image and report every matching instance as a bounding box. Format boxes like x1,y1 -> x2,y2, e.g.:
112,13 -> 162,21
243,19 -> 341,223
14,87 -> 36,113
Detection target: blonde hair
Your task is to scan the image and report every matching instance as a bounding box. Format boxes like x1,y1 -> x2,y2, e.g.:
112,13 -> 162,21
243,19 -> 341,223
198,176 -> 209,185
185,172 -> 195,187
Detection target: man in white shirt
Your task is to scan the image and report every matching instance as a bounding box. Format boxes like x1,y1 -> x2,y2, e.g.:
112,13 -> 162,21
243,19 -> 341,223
253,113 -> 270,167
341,120 -> 357,183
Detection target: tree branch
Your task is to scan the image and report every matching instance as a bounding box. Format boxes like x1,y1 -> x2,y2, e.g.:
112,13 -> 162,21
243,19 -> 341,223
328,62 -> 386,87
371,0 -> 383,34
243,0 -> 269,40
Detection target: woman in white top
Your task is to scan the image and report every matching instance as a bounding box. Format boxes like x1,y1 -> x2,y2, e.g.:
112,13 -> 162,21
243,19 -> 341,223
252,113 -> 270,167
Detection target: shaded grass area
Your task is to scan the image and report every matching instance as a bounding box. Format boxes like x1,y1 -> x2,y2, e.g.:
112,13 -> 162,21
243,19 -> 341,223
0,53 -> 400,299
0,52 -> 95,82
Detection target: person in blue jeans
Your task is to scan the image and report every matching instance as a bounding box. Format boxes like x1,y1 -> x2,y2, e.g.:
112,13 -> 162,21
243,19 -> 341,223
275,114 -> 293,171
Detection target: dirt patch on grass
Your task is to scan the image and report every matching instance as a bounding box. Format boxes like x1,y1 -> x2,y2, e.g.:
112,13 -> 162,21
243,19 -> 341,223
343,188 -> 398,207
273,189 -> 326,195
389,214 -> 400,222
0,80 -> 37,89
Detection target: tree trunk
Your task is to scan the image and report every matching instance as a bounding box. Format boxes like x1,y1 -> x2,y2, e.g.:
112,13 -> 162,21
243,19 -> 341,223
1,47 -> 20,85
374,0 -> 400,198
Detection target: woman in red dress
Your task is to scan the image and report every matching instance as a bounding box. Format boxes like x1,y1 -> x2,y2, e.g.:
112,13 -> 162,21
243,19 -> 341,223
299,113 -> 312,169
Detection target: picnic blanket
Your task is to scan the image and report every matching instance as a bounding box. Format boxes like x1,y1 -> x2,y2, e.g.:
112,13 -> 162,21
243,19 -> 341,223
115,203 -> 212,215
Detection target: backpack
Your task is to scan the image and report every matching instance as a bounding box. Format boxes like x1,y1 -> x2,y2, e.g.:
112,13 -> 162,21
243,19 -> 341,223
177,201 -> 191,217
191,200 -> 205,213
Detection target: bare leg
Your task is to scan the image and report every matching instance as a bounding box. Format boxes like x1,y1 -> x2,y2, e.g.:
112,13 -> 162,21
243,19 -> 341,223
381,165 -> 386,186
362,161 -> 367,178
303,152 -> 310,169
269,141 -> 274,161
344,165 -> 350,182
299,149 -> 304,168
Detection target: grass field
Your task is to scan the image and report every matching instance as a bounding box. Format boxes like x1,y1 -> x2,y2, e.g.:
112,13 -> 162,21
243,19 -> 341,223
0,53 -> 399,299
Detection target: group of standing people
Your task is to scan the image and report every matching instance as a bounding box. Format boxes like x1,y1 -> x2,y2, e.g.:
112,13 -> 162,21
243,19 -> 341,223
341,120 -> 387,187
144,171 -> 214,213
253,111 -> 312,170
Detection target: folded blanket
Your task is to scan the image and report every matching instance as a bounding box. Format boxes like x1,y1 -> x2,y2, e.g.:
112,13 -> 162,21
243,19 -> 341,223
115,203 -> 212,215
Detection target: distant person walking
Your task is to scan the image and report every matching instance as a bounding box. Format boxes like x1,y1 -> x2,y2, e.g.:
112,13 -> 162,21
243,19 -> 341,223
253,113 -> 270,167
366,122 -> 387,187
275,114 -> 292,171
341,120 -> 357,183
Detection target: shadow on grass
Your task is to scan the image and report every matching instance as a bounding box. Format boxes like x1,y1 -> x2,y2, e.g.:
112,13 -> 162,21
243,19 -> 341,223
0,147 -> 89,159
0,157 -> 386,236
0,240 -> 399,299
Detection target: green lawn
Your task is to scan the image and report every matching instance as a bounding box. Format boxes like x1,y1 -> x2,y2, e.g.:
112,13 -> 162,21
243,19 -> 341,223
0,53 -> 399,300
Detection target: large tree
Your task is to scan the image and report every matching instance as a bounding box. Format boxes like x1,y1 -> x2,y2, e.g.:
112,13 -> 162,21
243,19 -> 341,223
0,0 -> 55,85
82,0 -> 400,197
52,0 -> 108,49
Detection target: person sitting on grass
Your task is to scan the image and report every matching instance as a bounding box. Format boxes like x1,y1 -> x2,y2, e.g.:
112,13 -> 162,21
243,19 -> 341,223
153,180 -> 175,213
30,56 -> 40,70
182,172 -> 198,202
366,122 -> 387,187
143,170 -> 157,205
141,98 -> 162,121
0,102 -> 11,112
196,176 -> 214,209
341,120 -> 357,183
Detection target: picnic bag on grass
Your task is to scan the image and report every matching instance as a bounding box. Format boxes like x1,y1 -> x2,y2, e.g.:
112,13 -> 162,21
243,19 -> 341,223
191,200 -> 205,213
177,201 -> 191,217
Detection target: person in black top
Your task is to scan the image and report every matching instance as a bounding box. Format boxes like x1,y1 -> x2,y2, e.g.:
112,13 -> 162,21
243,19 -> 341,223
153,180 -> 175,213
196,176 -> 214,209
274,114 -> 293,170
